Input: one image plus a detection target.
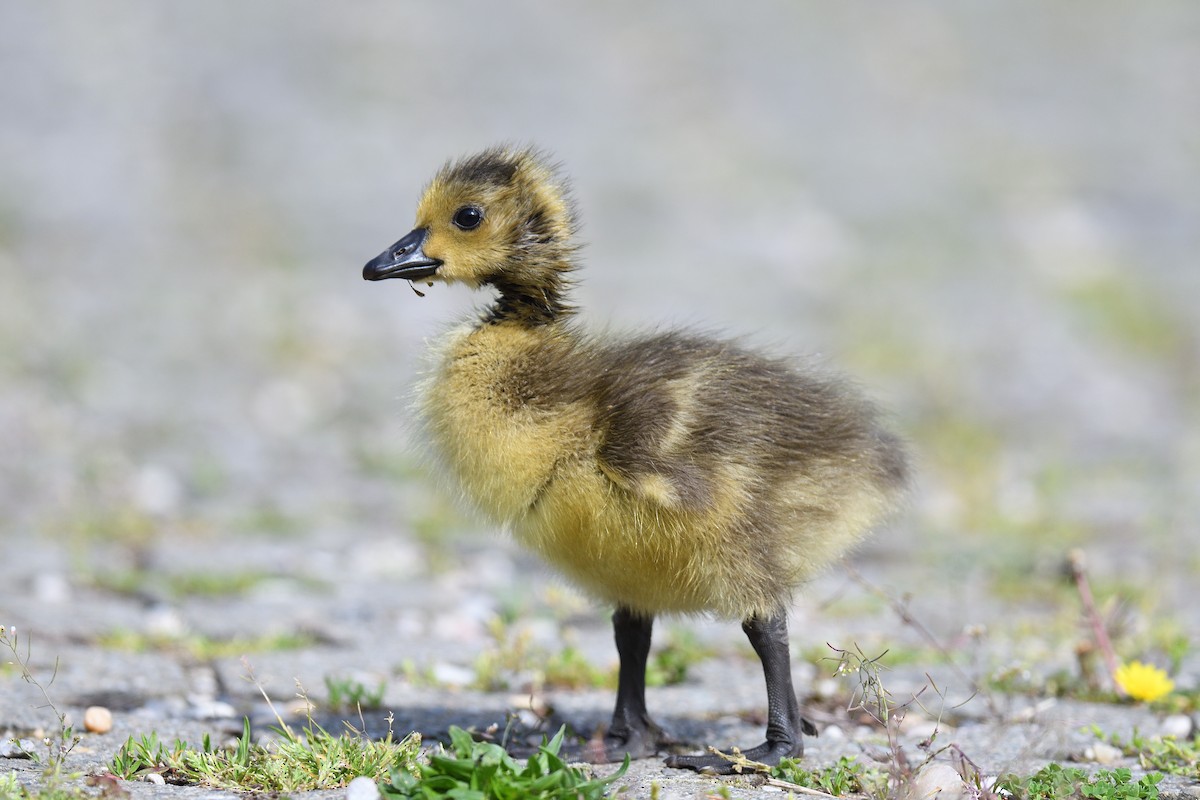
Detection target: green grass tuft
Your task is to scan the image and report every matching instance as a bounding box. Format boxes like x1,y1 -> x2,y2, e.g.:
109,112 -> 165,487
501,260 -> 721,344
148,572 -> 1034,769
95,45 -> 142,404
1092,727 -> 1200,779
324,674 -> 388,711
97,629 -> 317,659
645,629 -> 712,687
111,717 -> 420,791
995,763 -> 1162,800
772,754 -> 885,796
380,725 -> 627,800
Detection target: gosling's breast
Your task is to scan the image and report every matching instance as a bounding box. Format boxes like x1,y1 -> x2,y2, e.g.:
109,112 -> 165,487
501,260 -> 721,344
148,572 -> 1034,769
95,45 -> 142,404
419,324 -> 593,522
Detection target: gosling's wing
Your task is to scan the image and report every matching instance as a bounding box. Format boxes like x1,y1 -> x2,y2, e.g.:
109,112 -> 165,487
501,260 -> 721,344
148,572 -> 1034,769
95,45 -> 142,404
589,331 -> 908,513
591,333 -> 723,511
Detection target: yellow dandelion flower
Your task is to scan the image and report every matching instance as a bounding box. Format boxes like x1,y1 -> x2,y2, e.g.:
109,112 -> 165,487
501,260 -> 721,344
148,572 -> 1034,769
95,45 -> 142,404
1114,661 -> 1174,702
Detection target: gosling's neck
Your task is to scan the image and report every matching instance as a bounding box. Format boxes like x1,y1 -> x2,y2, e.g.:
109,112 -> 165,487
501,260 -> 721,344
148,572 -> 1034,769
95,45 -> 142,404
483,250 -> 577,326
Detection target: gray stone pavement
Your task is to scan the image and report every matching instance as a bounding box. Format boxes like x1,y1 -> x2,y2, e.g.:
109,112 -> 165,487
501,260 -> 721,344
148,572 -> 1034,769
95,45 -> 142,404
3,531 -> 1199,797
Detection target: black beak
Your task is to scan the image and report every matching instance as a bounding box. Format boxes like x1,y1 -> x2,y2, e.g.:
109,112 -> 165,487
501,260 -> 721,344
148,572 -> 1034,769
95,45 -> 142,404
363,228 -> 442,281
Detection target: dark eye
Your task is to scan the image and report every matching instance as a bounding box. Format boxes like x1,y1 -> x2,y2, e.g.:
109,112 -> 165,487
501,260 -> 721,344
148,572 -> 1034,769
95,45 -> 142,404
452,206 -> 484,230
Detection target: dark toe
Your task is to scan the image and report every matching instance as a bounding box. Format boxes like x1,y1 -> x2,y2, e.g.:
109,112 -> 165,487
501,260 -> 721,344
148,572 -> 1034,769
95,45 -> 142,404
664,740 -> 802,774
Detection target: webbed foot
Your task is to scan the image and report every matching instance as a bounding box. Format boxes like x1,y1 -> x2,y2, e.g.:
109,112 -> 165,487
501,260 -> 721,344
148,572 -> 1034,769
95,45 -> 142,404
576,720 -> 674,763
664,737 -> 804,774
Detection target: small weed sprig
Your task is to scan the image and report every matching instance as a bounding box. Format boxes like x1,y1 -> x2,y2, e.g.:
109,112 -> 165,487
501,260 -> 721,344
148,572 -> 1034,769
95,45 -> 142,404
541,646 -> 610,690
472,617 -> 536,691
829,642 -> 952,798
768,754 -> 885,797
324,675 -> 387,712
109,729 -> 185,782
645,629 -> 711,688
0,772 -> 23,800
701,642 -> 958,797
0,627 -> 114,800
948,743 -> 1005,800
380,725 -> 627,800
994,764 -> 1162,800
1,627 -> 80,777
1068,550 -> 1122,694
1091,727 -> 1200,779
1069,550 -> 1179,705
844,565 -> 991,714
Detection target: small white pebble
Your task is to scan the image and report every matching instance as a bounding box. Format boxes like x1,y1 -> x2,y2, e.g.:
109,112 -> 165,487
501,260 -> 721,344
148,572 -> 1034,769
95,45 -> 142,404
822,725 -> 846,742
131,464 -> 182,515
522,617 -> 558,644
252,379 -> 315,437
33,573 -> 71,604
1083,742 -> 1123,764
516,709 -> 542,728
432,662 -> 474,686
506,693 -> 550,717
143,773 -> 165,785
84,706 -> 113,734
346,775 -> 381,800
1010,698 -> 1056,723
187,698 -> 238,720
144,605 -> 186,638
912,763 -> 966,800
1161,714 -> 1194,739
0,739 -> 37,758
793,662 -> 817,684
902,718 -> 940,741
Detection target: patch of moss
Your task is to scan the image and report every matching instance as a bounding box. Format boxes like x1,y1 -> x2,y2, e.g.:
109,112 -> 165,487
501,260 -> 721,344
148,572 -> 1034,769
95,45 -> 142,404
1062,273 -> 1184,357
97,629 -> 317,660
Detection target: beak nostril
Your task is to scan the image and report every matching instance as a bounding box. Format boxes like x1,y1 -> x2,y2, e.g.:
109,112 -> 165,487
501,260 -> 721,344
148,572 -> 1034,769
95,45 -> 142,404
365,227 -> 436,281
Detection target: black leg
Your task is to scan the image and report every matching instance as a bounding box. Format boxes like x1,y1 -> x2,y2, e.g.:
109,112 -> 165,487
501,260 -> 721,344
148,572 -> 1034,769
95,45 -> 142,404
599,607 -> 667,760
664,611 -> 815,773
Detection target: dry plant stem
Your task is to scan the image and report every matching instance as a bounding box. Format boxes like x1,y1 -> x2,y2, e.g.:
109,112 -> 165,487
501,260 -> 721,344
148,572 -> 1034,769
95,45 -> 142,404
843,565 -> 988,711
1067,550 -> 1121,692
763,777 -> 841,798
707,746 -> 842,800
949,744 -> 1002,800
241,656 -> 295,735
3,628 -> 79,768
7,631 -> 64,723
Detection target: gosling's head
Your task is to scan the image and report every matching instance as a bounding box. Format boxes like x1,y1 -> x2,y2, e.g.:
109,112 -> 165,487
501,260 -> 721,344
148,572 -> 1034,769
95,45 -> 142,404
364,147 -> 579,318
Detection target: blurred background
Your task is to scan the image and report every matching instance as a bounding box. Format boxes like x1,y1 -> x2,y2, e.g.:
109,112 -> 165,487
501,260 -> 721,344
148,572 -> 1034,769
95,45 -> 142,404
1,2 -> 1197,692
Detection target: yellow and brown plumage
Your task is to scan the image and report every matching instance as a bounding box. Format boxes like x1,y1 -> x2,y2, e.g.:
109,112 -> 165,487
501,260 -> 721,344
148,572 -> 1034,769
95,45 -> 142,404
364,146 -> 909,771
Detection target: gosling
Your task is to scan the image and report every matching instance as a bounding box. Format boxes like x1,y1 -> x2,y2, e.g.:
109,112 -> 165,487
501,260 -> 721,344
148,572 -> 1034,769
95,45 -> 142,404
362,146 -> 909,773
